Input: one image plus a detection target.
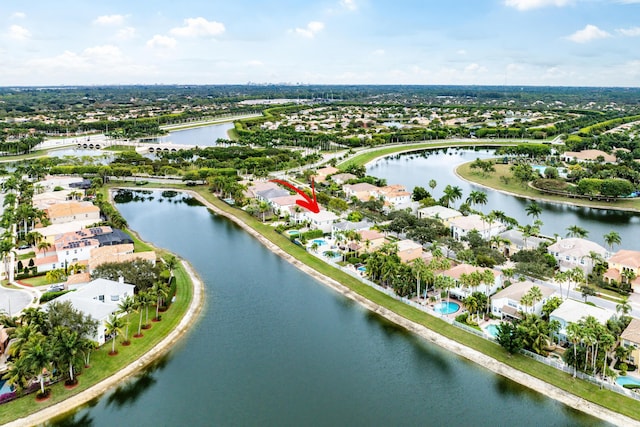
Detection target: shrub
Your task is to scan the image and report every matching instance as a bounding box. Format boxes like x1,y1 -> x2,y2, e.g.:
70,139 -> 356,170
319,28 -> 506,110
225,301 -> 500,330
301,229 -> 323,240
40,290 -> 71,303
348,257 -> 360,265
623,384 -> 640,390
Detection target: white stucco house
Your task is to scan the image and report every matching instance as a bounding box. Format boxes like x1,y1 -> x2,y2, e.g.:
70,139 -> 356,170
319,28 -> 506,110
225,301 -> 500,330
549,299 -> 614,342
47,278 -> 136,345
490,280 -> 556,319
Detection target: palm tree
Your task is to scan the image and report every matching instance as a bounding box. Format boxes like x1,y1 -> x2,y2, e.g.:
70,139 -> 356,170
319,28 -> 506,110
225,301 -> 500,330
442,185 -> 463,209
528,286 -> 544,313
53,327 -> 83,384
164,254 -> 178,282
520,293 -> 533,315
621,269 -> 637,288
21,333 -> 53,396
80,338 -> 97,368
118,295 -> 136,344
104,313 -> 124,355
465,190 -> 488,208
565,322 -> 582,378
525,201 -> 542,222
566,225 -> 588,239
133,292 -> 149,336
434,274 -> 456,305
616,296 -> 632,318
428,179 -> 437,192
151,282 -> 169,321
3,357 -> 31,393
603,231 -> 622,253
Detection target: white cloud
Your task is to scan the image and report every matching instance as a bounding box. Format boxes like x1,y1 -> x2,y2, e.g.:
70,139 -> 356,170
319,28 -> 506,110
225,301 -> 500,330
11,12 -> 26,19
146,34 -> 177,49
93,14 -> 126,26
615,0 -> 640,3
464,63 -> 487,73
83,45 -> 123,63
8,25 -> 31,40
170,17 -> 225,38
457,49 -> 467,55
504,0 -> 574,10
294,21 -> 325,38
566,24 -> 611,43
247,60 -> 263,66
115,27 -> 137,41
340,0 -> 357,11
372,49 -> 385,55
617,26 -> 640,37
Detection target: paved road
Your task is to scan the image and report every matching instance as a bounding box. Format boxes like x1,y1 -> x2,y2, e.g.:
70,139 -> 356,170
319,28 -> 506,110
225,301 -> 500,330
0,285 -> 32,317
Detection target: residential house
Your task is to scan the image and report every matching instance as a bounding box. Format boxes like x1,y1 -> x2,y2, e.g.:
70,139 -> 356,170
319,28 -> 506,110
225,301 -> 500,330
329,173 -> 357,185
549,299 -> 614,342
493,229 -> 549,257
604,249 -> 640,293
396,239 -> 423,263
561,149 -> 616,164
342,182 -> 379,202
374,185 -> 411,207
269,195 -> 302,218
417,206 -> 462,226
443,264 -> 502,299
255,187 -> 290,203
449,214 -> 505,241
490,280 -> 556,319
44,201 -> 100,225
88,243 -> 156,272
313,166 -> 339,183
303,210 -> 338,233
547,238 -> 607,274
47,278 -> 135,345
358,229 -> 387,253
620,318 -> 640,366
331,220 -> 372,240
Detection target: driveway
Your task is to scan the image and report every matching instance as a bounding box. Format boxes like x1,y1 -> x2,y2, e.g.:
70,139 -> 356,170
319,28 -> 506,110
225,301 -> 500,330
0,285 -> 32,317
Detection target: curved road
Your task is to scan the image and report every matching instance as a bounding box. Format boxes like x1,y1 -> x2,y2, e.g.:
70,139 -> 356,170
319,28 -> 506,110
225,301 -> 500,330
0,285 -> 32,317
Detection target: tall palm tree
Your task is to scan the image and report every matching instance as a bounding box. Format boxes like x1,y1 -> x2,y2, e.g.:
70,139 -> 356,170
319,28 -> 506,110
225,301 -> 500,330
465,190 -> 488,208
151,282 -> 169,321
616,295 -> 632,318
442,185 -> 463,209
21,333 -> 53,396
566,225 -> 589,239
525,201 -> 542,222
565,322 -> 582,378
53,327 -> 84,383
118,295 -> 136,344
528,286 -> 544,312
603,231 -> 621,253
428,179 -> 437,192
104,313 -> 124,355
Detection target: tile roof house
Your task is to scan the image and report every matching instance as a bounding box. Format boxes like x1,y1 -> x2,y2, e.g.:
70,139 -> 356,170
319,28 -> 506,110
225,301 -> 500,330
449,214 -> 505,241
396,239 -> 423,263
44,201 -> 101,225
358,229 -> 387,253
342,182 -> 379,202
620,318 -> 640,367
331,220 -> 373,239
303,210 -> 339,233
88,243 -> 156,272
604,249 -> 640,293
329,173 -> 357,185
490,280 -> 556,319
417,206 -> 463,225
547,238 -> 607,274
442,264 -> 502,299
550,299 -> 614,342
313,166 -> 339,183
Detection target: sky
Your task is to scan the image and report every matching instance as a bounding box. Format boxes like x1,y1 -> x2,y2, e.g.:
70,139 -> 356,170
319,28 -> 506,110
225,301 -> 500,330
1,0 -> 639,87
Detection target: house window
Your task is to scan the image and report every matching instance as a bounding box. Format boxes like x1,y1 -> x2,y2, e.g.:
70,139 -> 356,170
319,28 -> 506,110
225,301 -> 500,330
66,251 -> 69,255
98,295 -> 104,302
565,256 -> 570,261
110,295 -> 119,301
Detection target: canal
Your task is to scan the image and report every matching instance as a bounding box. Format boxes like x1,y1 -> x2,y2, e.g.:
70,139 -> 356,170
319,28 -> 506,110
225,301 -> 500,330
51,190 -> 606,426
367,147 -> 640,251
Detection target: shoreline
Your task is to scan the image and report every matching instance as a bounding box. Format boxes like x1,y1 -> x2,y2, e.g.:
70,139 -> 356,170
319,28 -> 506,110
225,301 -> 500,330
184,190 -> 639,427
5,258 -> 205,427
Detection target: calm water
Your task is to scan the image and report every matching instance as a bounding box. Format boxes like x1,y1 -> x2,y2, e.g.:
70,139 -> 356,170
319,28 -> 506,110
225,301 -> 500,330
154,122 -> 234,146
368,147 -> 640,250
51,191 -> 606,426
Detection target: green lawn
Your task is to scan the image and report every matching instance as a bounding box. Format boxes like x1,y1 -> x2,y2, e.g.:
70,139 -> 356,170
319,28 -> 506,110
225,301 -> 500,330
19,275 -> 50,287
456,162 -> 640,212
0,254 -> 194,425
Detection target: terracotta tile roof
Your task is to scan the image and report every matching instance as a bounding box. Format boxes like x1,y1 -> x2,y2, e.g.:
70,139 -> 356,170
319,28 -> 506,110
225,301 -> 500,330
621,318 -> 640,345
46,201 -> 99,219
608,250 -> 640,269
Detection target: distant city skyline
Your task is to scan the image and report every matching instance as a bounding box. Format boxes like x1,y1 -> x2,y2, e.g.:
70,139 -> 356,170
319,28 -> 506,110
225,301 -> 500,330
1,0 -> 639,87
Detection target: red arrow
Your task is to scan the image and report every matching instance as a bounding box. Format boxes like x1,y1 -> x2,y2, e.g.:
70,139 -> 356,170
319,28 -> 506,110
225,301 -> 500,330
269,179 -> 320,213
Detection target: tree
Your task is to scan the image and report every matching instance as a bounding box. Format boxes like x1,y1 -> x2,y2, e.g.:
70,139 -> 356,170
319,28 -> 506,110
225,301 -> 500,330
616,296 -> 632,318
603,231 -> 621,253
412,186 -> 430,202
134,291 -> 150,335
580,286 -> 596,303
566,225 -> 588,239
21,333 -> 53,396
92,259 -> 161,292
465,190 -> 488,208
104,313 -> 124,355
151,282 -> 169,321
428,179 -> 437,192
53,327 -> 84,384
525,201 -> 542,222
441,185 -> 462,209
566,322 -> 582,378
118,295 -> 136,344
496,322 -> 523,355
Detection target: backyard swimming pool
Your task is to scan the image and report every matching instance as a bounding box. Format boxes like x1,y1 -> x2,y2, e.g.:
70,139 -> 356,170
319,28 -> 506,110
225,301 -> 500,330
484,324 -> 499,338
357,266 -> 367,272
616,376 -> 640,387
433,301 -> 460,315
312,239 -> 328,246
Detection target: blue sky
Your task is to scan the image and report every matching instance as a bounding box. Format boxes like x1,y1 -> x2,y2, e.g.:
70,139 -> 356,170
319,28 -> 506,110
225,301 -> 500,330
1,0 -> 639,86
